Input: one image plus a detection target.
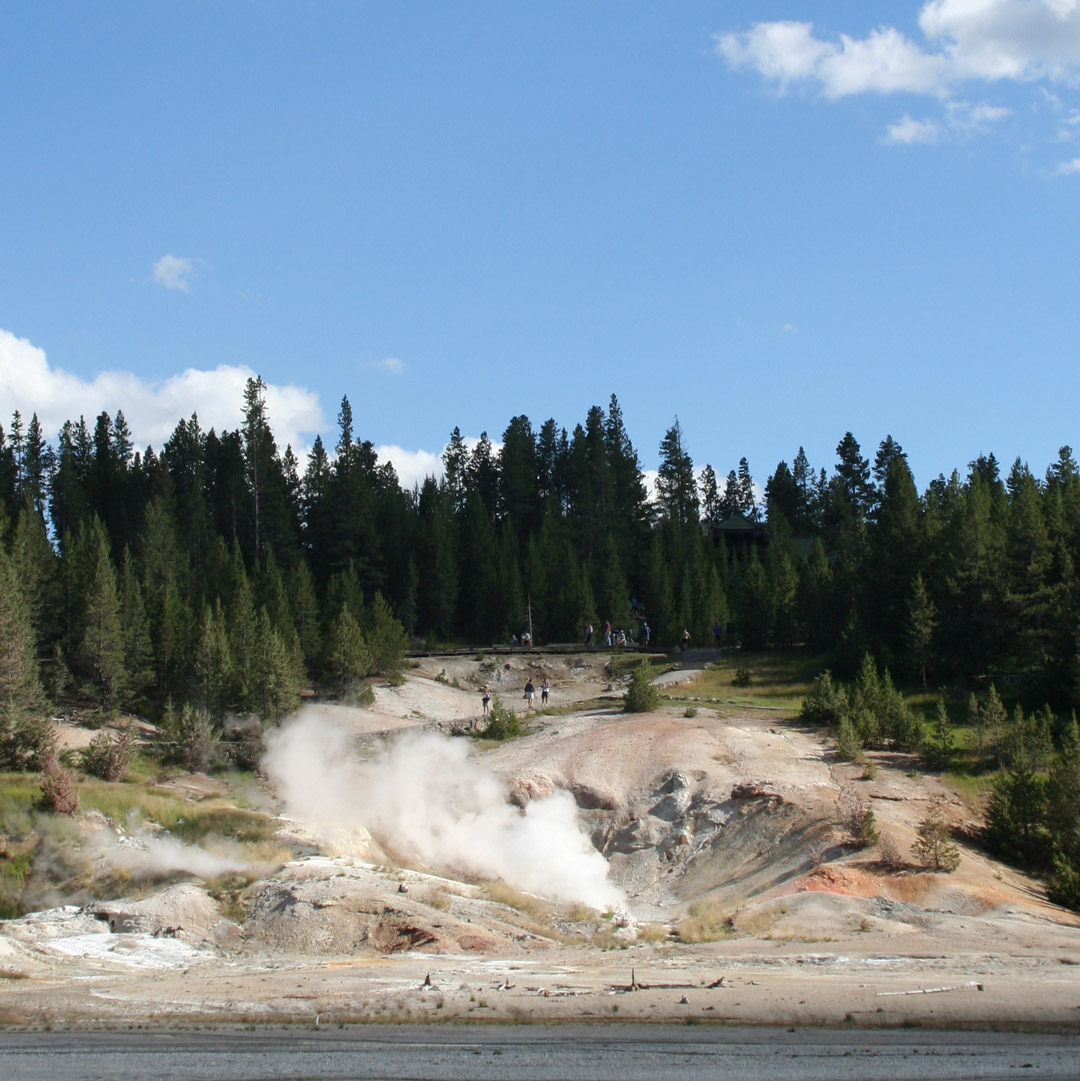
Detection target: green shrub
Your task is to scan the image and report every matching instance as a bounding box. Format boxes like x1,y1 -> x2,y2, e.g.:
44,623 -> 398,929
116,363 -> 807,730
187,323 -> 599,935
835,714 -> 863,763
839,785 -> 878,848
799,671 -> 847,726
168,704 -> 221,773
0,706 -> 57,772
732,667 -> 752,688
912,799 -> 960,871
624,661 -> 660,713
82,725 -> 135,782
479,696 -> 522,741
922,700 -> 955,770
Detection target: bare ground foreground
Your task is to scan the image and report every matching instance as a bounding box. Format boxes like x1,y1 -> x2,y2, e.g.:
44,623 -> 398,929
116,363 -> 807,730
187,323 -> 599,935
4,651 -> 1080,1033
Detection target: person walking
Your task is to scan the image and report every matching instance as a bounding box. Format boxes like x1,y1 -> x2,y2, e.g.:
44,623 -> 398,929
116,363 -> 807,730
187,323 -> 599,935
524,679 -> 535,709
481,685 -> 491,717
540,678 -> 549,706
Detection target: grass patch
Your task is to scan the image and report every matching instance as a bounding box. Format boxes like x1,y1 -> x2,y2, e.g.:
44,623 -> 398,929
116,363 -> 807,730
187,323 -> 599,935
635,921 -> 670,944
486,880 -> 550,921
943,769 -> 996,801
0,774 -> 41,834
78,781 -> 277,844
663,650 -> 827,716
426,887 -> 453,912
676,899 -> 738,943
610,655 -> 667,680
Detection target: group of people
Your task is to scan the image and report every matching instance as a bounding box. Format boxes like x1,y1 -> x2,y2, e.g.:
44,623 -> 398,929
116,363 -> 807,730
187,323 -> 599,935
479,675 -> 549,716
522,677 -> 549,709
585,619 -> 651,649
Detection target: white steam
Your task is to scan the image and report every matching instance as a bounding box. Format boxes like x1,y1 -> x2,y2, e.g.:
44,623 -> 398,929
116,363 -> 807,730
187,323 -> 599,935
262,713 -> 624,910
88,825 -> 252,879
108,833 -> 252,879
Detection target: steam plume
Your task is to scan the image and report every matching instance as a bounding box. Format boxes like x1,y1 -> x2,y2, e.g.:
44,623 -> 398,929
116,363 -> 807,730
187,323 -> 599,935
263,712 -> 624,910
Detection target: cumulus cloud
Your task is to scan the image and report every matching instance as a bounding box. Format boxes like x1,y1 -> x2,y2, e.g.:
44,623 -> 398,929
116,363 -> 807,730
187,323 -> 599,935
151,254 -> 201,292
717,2 -> 1080,150
716,20 -> 949,98
0,328 -> 488,495
715,21 -> 837,92
919,0 -> 1080,83
1053,155 -> 1080,172
373,444 -> 444,490
883,100 -> 1009,143
719,3 -> 1080,95
364,356 -> 405,375
0,328 -> 324,455
885,113 -> 945,144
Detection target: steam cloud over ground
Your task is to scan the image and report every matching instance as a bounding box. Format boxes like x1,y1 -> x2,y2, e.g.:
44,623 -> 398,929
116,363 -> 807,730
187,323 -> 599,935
262,712 -> 624,910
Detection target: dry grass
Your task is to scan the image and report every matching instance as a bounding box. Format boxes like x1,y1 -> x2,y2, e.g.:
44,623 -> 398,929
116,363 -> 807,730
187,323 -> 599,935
425,887 -> 453,912
634,921 -> 670,943
485,880 -> 551,921
79,781 -> 277,845
676,899 -> 738,943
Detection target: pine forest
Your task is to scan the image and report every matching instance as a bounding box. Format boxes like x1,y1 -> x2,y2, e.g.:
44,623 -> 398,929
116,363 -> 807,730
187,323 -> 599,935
4,380 -> 1080,900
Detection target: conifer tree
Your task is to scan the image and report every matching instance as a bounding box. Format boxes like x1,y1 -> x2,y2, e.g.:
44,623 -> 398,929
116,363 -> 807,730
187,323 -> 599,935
287,560 -> 322,668
905,572 -> 937,690
11,499 -> 58,659
79,518 -> 127,706
22,412 -> 49,518
988,705 -> 1050,868
227,543 -> 257,706
656,418 -> 698,528
193,600 -> 232,719
983,683 -> 1007,767
912,799 -> 960,872
736,457 -> 757,521
699,464 -> 722,529
0,542 -> 41,714
416,478 -> 458,639
365,591 -> 409,676
923,699 -> 955,770
249,608 -> 303,721
324,607 -> 374,696
118,548 -> 153,697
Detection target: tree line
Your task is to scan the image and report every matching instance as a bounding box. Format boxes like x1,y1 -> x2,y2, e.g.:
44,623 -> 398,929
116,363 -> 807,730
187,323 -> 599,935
2,379 -> 1080,724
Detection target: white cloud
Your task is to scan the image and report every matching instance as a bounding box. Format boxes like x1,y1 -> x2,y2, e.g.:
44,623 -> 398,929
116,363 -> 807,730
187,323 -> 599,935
948,98 -> 1013,130
151,254 -> 201,292
716,20 -> 949,99
919,0 -> 1080,83
0,328 -> 503,498
715,21 -> 836,92
1053,155 -> 1080,172
718,3 -> 1080,154
364,356 -> 406,375
885,99 -> 1010,143
374,444 -> 444,490
719,3 -> 1080,97
818,26 -> 950,98
782,322 -> 800,334
0,328 -> 324,456
885,113 -> 945,143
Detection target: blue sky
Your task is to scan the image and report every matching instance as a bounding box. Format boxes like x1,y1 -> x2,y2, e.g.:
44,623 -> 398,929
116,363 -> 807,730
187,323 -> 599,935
2,1 -> 1080,493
